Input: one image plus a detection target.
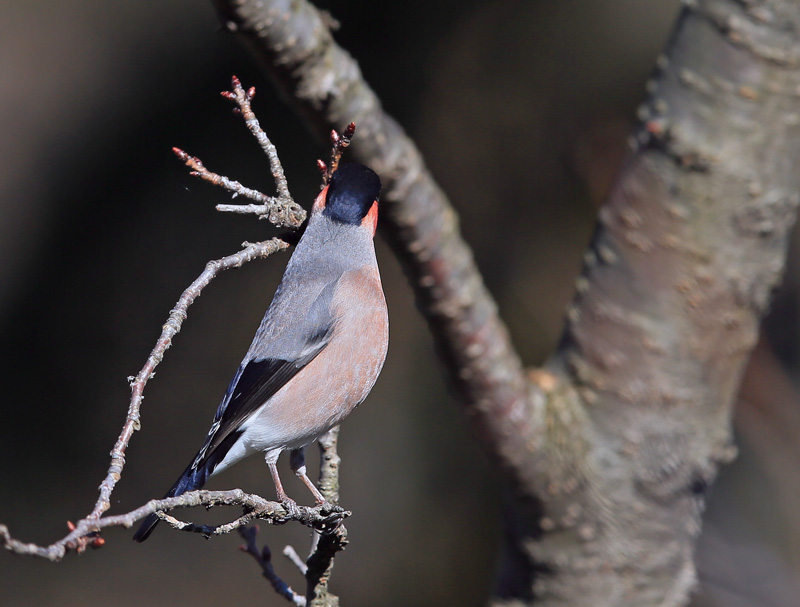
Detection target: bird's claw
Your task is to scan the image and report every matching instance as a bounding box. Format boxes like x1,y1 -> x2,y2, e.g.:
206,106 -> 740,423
318,501 -> 346,516
314,501 -> 350,532
278,498 -> 302,520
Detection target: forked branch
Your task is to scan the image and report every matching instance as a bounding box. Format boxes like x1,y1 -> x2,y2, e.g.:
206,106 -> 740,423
179,76 -> 305,228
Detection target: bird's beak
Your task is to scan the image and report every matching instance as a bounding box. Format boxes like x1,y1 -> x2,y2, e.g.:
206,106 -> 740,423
313,185 -> 330,214
362,200 -> 379,237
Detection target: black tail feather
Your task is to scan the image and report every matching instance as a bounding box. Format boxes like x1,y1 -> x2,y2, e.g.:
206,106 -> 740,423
132,463 -> 212,542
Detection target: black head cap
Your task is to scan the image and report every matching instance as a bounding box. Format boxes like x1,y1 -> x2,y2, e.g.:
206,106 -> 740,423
323,163 -> 381,225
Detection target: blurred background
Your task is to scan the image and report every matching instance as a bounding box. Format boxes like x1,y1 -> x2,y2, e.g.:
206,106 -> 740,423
1,1 -> 798,605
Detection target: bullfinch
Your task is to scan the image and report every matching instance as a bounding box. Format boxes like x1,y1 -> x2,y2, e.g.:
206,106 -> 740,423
133,163 -> 388,542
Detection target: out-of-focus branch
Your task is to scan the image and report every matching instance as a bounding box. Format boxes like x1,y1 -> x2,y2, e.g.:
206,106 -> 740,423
239,526 -> 307,606
525,0 -> 800,604
213,0 -> 537,498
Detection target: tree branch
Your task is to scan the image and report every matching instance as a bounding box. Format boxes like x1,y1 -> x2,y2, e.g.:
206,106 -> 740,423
305,427 -> 347,606
90,237 -> 288,527
0,238 -> 288,558
497,1 -> 800,604
1,489 -> 347,561
176,75 -> 305,227
212,0 -> 536,498
239,526 -> 307,606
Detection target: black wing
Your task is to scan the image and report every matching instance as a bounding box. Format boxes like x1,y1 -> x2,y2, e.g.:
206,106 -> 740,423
190,323 -> 333,471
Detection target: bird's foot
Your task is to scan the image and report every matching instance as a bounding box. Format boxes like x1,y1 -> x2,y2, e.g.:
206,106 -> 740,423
314,501 -> 350,532
317,500 -> 346,516
274,497 -> 349,529
278,497 -> 302,520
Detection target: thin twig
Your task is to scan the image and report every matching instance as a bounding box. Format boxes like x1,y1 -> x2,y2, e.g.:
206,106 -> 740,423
173,76 -> 306,228
1,76 -> 327,575
303,426 -> 347,605
174,147 -> 270,204
157,499 -> 346,538
240,527 -> 306,606
284,545 -> 309,574
173,147 -> 302,227
90,241 -> 283,533
317,123 -> 356,185
86,238 -> 289,532
223,76 -> 293,203
1,489 -> 348,561
240,429 -> 347,604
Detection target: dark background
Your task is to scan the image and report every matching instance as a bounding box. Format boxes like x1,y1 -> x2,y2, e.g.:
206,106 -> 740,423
2,1 -> 798,605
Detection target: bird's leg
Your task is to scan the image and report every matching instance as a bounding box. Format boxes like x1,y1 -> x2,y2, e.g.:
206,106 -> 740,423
267,459 -> 300,518
289,448 -> 327,504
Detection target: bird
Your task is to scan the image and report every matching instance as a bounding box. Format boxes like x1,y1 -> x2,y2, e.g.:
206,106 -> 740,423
133,162 -> 388,542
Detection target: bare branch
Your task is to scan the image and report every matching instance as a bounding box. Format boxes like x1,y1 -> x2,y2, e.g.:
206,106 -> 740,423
237,428 -> 347,605
239,527 -> 306,606
1,489 -> 348,561
173,76 -> 306,228
302,426 -> 347,606
72,87 -> 306,540
173,146 -> 299,224
86,238 -> 289,530
283,545 -> 309,574
318,122 -> 356,185
1,91 -> 308,557
304,525 -> 347,607
222,75 -> 293,203
315,426 -> 342,505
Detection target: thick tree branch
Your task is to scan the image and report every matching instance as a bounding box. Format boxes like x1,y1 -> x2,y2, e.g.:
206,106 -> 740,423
500,1 -> 800,605
213,0 -> 537,498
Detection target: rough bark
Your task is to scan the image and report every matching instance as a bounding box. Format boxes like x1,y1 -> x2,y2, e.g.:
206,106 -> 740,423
500,1 -> 800,604
213,0 -> 800,605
